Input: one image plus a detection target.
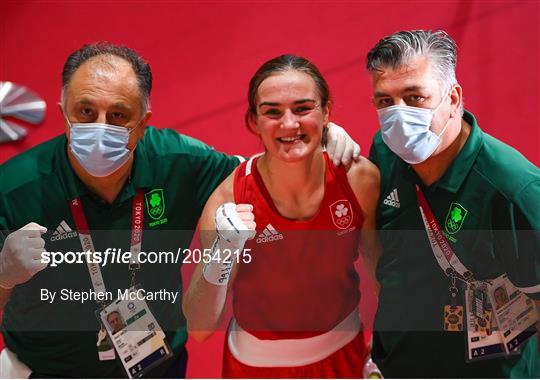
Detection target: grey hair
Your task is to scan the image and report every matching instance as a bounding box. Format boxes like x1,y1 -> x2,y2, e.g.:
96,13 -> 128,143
367,30 -> 458,96
61,42 -> 152,115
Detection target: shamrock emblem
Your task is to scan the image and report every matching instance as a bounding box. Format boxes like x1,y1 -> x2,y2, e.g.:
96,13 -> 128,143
150,193 -> 161,208
335,204 -> 348,218
450,207 -> 462,223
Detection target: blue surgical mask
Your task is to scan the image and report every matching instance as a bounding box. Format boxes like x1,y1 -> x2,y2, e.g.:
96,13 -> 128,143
377,98 -> 449,164
68,121 -> 136,177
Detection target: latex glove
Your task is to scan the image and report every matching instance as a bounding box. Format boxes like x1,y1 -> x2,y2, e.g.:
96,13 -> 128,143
0,222 -> 48,289
215,203 -> 256,249
325,122 -> 361,167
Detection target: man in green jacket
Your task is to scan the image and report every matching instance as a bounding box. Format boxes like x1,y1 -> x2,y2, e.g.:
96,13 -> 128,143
367,30 -> 539,378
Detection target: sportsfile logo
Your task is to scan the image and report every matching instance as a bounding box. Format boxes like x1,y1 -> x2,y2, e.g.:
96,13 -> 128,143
50,220 -> 78,242
256,224 -> 284,244
383,188 -> 400,208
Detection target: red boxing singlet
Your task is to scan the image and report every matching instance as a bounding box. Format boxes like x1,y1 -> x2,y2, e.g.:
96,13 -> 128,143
232,152 -> 364,340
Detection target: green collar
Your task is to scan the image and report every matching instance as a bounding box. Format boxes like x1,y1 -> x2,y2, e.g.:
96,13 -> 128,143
435,110 -> 484,193
55,132 -> 155,203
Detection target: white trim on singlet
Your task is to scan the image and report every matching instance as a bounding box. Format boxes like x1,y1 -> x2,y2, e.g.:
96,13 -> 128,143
227,307 -> 361,367
234,155 -> 246,163
244,153 -> 264,176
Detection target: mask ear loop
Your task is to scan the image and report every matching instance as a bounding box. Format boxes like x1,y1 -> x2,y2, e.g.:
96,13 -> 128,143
128,117 -> 148,135
62,108 -> 73,129
431,91 -> 452,137
437,117 -> 451,138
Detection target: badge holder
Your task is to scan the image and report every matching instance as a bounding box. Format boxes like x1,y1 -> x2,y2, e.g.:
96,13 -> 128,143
487,274 -> 538,354
464,281 -> 509,362
98,284 -> 173,378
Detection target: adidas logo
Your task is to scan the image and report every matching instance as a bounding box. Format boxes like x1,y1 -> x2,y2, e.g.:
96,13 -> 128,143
256,224 -> 284,244
383,189 -> 400,208
50,220 -> 78,241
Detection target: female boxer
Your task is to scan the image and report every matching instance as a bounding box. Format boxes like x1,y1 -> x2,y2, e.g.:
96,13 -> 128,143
184,54 -> 380,378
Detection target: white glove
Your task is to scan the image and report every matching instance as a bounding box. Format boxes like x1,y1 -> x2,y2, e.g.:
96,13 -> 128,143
0,222 -> 48,289
325,122 -> 361,167
203,203 -> 256,286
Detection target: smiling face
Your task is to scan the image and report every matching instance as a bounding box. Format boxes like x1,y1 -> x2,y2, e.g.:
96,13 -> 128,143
251,70 -> 329,162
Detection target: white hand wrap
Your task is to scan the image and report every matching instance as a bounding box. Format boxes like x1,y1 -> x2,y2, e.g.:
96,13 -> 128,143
203,203 -> 253,286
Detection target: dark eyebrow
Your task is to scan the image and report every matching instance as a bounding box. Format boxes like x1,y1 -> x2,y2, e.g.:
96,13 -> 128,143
374,86 -> 426,98
402,85 -> 425,93
111,102 -> 131,111
373,91 -> 389,98
259,102 -> 280,108
294,98 -> 316,104
258,98 -> 317,108
74,99 -> 131,111
76,99 -> 94,105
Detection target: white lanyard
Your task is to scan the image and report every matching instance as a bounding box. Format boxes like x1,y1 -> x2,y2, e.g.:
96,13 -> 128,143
415,185 -> 474,282
68,190 -> 145,299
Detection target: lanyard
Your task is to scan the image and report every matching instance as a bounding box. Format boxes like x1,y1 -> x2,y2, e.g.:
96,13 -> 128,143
68,190 -> 145,304
415,184 -> 474,283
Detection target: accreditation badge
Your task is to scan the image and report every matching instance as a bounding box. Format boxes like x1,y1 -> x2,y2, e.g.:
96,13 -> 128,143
98,285 -> 172,378
465,282 -> 506,362
487,274 -> 539,354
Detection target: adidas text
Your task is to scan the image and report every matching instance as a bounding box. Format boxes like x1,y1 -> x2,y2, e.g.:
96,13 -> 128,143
256,234 -> 283,244
51,231 -> 78,242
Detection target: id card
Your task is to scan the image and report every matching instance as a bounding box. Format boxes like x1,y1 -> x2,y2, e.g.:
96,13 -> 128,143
487,274 -> 538,354
465,283 -> 506,361
99,286 -> 172,378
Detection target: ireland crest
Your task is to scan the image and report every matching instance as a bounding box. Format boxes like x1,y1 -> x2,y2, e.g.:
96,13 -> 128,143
445,202 -> 467,234
145,189 -> 165,220
329,200 -> 353,230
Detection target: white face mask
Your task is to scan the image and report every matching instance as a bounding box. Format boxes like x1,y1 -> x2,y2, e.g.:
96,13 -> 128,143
377,96 -> 450,164
67,120 -> 136,177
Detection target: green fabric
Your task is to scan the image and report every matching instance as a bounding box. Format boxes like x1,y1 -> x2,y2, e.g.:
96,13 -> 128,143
369,111 -> 540,378
0,126 -> 239,377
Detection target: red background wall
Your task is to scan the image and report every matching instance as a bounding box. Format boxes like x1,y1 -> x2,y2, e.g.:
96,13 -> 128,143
1,1 -> 538,378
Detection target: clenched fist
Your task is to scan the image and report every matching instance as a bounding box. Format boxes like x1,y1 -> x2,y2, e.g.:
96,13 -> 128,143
215,203 -> 256,249
0,222 -> 48,289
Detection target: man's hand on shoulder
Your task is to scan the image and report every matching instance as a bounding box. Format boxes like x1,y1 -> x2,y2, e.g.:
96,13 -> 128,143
325,122 -> 361,167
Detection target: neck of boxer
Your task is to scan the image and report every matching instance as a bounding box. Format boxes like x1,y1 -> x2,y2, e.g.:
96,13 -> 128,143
412,119 -> 471,186
257,148 -> 325,220
68,149 -> 134,204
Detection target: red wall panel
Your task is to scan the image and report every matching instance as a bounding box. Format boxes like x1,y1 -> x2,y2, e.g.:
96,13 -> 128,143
1,1 -> 538,377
